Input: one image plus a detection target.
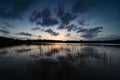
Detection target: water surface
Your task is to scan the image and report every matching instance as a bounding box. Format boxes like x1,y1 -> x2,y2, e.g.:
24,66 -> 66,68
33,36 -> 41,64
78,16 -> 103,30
0,43 -> 120,80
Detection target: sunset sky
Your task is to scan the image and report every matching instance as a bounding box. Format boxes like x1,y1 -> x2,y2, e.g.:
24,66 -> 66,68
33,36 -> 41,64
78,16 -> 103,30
0,0 -> 120,40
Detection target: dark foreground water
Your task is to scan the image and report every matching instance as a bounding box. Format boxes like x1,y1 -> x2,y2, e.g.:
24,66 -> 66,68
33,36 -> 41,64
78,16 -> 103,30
0,43 -> 120,80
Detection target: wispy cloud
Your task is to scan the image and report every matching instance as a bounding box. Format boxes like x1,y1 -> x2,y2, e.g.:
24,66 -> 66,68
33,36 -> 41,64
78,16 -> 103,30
45,29 -> 59,36
15,32 -> 33,36
77,27 -> 103,38
97,34 -> 120,40
31,27 -> 44,31
0,29 -> 10,34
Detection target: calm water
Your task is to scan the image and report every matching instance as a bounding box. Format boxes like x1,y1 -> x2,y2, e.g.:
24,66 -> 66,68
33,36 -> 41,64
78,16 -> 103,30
0,43 -> 120,80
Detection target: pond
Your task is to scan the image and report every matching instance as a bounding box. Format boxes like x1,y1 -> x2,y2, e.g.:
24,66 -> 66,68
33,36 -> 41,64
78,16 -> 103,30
0,43 -> 120,80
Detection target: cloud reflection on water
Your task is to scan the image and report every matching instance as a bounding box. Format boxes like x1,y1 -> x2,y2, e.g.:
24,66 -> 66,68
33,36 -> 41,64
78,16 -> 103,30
0,43 -> 120,80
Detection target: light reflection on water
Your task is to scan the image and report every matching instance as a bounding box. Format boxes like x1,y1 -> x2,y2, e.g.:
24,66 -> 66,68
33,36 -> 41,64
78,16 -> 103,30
0,43 -> 120,80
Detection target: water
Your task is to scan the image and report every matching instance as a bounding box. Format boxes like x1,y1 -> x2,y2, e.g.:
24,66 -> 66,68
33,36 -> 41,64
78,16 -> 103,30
0,43 -> 120,80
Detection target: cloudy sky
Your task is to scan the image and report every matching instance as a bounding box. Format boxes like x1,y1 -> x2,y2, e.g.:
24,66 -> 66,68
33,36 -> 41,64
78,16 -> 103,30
0,0 -> 120,40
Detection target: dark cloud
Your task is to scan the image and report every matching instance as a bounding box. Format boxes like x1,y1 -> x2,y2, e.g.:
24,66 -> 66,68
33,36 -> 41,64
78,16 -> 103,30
36,16 -> 59,26
0,0 -> 39,19
72,26 -> 83,31
1,26 -> 7,29
0,29 -> 10,34
57,3 -> 76,24
45,29 -> 59,36
1,22 -> 15,30
30,7 -> 59,26
4,22 -> 15,28
55,3 -> 77,30
30,2 -> 77,27
78,18 -> 90,27
65,33 -> 71,37
30,9 -> 41,23
58,24 -> 72,30
60,12 -> 76,24
72,0 -> 95,13
58,24 -> 79,32
76,27 -> 87,33
31,27 -> 44,31
67,24 -> 76,32
77,27 -> 103,38
58,24 -> 65,29
31,27 -> 40,31
15,32 -> 33,36
38,35 -> 42,38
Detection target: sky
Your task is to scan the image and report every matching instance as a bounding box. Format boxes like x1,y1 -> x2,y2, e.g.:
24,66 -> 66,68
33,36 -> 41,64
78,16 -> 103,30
0,0 -> 120,40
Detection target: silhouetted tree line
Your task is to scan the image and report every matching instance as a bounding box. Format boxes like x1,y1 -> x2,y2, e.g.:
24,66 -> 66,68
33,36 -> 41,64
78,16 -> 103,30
0,36 -> 120,47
